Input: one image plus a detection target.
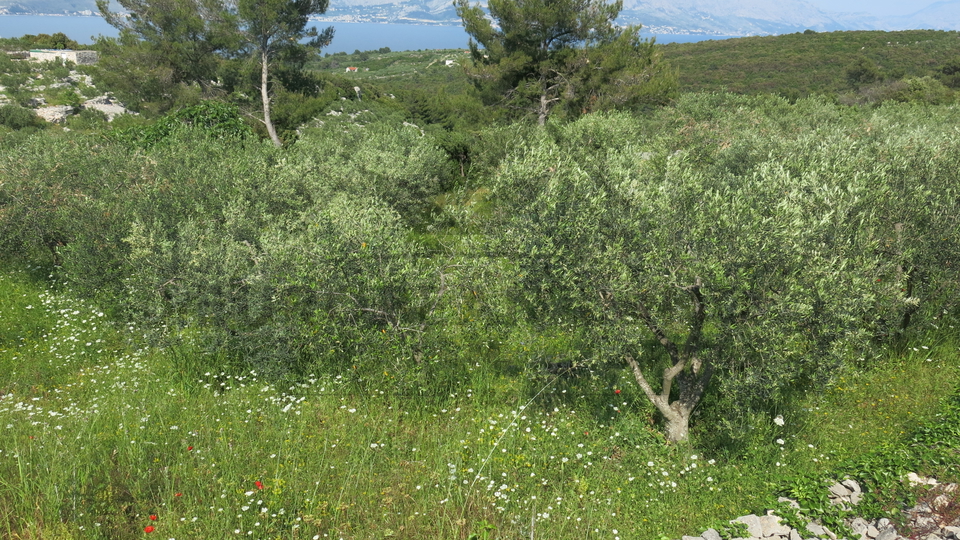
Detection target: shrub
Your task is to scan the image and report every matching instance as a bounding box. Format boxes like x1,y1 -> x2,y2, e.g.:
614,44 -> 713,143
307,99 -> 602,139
0,104 -> 45,130
111,100 -> 253,147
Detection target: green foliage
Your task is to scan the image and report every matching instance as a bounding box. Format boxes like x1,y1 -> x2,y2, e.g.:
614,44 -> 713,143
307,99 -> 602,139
0,104 -> 46,131
97,0 -> 237,90
846,57 -> 882,88
3,91 -> 960,538
467,95 -> 960,440
455,0 -> 674,124
64,107 -> 109,131
661,30 -> 960,99
90,34 -> 207,115
0,32 -> 80,50
937,57 -> 960,88
111,100 -> 253,147
776,383 -> 960,538
3,88 -> 959,444
294,118 -> 454,225
557,32 -> 678,118
893,76 -> 954,104
234,0 -> 334,145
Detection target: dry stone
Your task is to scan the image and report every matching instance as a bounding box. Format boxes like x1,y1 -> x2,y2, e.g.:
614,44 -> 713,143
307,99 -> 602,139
875,527 -> 900,540
734,514 -> 763,538
829,483 -> 852,497
759,514 -> 790,537
702,528 -> 722,540
35,105 -> 73,123
82,95 -> 133,121
851,517 -> 869,537
678,474 -> 955,540
805,522 -> 828,537
778,497 -> 801,509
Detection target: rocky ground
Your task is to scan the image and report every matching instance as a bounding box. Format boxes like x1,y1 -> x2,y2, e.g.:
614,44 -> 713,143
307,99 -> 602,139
0,62 -> 134,124
681,475 -> 960,540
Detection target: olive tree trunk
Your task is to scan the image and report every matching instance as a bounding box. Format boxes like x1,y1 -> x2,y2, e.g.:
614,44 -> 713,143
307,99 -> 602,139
625,277 -> 714,444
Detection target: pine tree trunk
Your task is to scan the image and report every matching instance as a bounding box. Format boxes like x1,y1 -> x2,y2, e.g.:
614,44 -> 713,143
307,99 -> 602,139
261,50 -> 282,147
538,91 -> 549,126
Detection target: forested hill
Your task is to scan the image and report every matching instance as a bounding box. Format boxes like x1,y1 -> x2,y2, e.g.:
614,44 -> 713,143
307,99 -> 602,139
660,29 -> 960,99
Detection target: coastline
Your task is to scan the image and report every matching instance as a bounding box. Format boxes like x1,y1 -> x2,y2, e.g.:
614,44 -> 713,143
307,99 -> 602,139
3,12 -> 741,37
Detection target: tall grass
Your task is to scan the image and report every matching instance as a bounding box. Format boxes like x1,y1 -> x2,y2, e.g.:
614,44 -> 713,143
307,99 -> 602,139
1,265 -> 958,540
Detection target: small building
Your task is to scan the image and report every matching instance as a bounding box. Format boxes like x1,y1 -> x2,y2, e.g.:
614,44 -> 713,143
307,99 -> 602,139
345,66 -> 358,73
29,49 -> 99,65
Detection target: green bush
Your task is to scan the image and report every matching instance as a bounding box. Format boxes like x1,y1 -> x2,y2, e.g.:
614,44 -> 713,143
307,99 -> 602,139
111,100 -> 253,147
0,104 -> 46,130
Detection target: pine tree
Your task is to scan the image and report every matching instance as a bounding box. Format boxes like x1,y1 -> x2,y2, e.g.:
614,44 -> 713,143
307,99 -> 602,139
454,0 -> 675,124
235,0 -> 333,146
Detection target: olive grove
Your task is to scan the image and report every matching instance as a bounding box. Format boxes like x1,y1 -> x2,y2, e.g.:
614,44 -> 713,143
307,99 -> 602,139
1,94 -> 958,443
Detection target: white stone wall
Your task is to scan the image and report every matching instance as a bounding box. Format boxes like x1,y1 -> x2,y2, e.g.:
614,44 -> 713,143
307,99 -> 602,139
29,50 -> 99,65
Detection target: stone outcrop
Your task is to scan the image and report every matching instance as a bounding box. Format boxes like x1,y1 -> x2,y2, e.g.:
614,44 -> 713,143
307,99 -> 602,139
82,94 -> 132,122
680,476 -> 960,540
35,105 -> 75,124
8,65 -> 135,124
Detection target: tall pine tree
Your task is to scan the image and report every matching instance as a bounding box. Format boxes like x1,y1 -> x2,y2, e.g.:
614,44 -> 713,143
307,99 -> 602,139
455,0 -> 675,124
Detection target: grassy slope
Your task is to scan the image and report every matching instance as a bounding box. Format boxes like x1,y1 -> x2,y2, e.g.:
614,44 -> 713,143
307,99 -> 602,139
307,30 -> 960,100
307,49 -> 470,83
660,29 -> 960,97
2,265 -> 958,540
4,30 -> 960,540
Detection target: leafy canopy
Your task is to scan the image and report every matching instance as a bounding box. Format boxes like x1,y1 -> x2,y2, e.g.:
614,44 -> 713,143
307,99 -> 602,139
455,0 -> 675,124
234,0 -> 334,145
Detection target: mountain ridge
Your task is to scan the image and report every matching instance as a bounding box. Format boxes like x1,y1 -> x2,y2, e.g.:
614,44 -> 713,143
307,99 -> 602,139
2,0 -> 959,35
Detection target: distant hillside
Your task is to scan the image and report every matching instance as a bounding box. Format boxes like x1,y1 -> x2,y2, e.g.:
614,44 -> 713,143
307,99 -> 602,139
6,0 -> 960,34
660,29 -> 960,97
900,0 -> 960,30
618,0 -> 873,36
0,0 -> 96,15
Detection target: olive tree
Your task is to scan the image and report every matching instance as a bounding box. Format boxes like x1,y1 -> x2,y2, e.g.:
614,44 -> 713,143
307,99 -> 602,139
485,124 -> 896,443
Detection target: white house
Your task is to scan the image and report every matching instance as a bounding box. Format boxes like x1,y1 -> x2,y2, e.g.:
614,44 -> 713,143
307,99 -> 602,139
29,49 -> 99,65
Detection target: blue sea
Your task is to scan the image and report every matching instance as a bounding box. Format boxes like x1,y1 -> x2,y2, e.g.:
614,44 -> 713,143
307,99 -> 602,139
0,15 -> 738,53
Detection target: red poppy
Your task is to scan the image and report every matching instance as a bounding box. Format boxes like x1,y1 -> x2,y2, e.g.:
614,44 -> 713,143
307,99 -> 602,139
614,389 -> 621,394
144,525 -> 155,533
254,481 -> 264,490
149,515 -> 157,521
187,446 -> 193,451
174,493 -> 182,497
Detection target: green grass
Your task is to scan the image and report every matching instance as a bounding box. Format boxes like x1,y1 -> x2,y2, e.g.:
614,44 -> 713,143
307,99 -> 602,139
1,265 -> 958,540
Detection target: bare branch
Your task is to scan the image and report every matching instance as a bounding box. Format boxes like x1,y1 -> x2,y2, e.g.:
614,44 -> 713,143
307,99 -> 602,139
681,276 -> 705,371
635,298 -> 681,363
625,355 -> 668,413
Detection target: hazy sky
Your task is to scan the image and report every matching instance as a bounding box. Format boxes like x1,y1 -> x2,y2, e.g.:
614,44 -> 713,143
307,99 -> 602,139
804,0 -> 934,17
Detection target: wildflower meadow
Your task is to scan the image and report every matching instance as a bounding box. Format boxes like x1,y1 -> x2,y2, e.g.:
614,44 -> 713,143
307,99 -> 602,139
1,263 -> 958,539
2,92 -> 960,539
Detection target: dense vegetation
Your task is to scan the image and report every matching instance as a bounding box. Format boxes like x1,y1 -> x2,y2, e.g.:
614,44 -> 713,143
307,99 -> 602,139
2,22 -> 960,540
661,29 -> 960,102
